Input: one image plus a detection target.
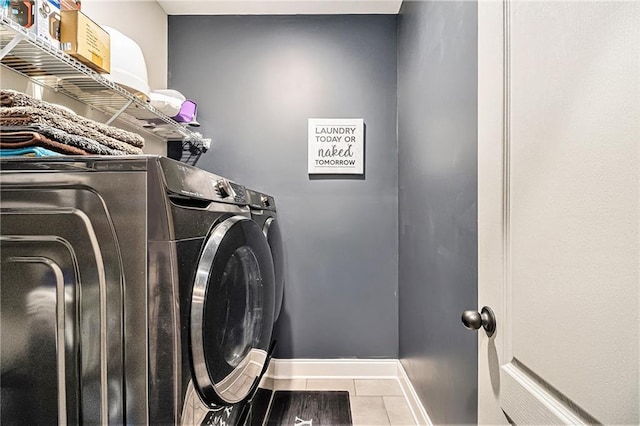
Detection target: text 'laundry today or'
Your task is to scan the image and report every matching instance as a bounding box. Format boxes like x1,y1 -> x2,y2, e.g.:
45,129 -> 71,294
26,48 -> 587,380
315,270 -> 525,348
314,126 -> 358,143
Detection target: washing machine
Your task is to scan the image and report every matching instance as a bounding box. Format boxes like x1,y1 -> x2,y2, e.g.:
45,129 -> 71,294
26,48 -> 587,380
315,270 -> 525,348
0,156 -> 276,425
245,189 -> 284,323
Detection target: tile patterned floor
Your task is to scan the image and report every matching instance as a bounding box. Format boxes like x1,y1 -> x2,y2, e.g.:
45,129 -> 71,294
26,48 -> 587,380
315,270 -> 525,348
270,378 -> 418,426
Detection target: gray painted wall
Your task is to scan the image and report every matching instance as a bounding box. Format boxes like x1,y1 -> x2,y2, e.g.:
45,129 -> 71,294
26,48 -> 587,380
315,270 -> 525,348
397,1 -> 478,424
168,15 -> 399,358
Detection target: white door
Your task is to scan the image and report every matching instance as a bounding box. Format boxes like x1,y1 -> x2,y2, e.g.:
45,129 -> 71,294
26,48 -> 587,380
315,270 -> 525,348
477,1 -> 639,424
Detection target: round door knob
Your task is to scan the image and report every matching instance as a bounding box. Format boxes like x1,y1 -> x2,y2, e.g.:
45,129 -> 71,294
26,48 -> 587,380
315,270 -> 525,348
461,306 -> 496,337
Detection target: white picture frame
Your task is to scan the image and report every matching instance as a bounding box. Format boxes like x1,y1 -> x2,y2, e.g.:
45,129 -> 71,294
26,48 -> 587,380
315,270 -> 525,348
308,118 -> 364,175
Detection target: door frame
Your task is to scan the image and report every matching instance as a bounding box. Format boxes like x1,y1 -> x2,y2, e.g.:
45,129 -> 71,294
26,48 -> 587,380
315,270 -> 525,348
477,0 -> 509,423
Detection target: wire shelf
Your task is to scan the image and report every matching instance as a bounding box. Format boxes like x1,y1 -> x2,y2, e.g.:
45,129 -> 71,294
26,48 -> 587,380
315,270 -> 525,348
0,16 -> 209,164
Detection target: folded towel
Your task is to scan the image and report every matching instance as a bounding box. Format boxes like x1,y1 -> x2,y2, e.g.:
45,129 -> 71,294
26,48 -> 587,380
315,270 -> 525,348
149,92 -> 183,116
0,107 -> 143,155
1,89 -> 145,148
0,131 -> 89,156
1,125 -> 129,156
152,89 -> 186,102
0,147 -> 63,157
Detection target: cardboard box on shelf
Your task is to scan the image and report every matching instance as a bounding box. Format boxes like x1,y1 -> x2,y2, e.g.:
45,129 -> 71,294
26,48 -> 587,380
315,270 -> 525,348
60,9 -> 110,73
59,0 -> 78,10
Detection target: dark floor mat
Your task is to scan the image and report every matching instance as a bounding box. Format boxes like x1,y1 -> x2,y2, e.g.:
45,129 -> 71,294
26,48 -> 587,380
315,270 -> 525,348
201,404 -> 246,426
249,388 -> 273,426
266,391 -> 352,426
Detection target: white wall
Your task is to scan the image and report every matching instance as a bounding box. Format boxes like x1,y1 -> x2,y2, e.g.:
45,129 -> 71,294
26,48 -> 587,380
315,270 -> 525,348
81,0 -> 168,90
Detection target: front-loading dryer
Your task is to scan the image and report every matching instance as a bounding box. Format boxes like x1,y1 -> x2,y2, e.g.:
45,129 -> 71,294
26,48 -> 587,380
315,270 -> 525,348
245,189 -> 284,323
0,156 -> 275,425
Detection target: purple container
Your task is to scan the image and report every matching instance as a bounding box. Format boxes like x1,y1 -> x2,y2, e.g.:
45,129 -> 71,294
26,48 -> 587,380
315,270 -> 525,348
172,100 -> 200,127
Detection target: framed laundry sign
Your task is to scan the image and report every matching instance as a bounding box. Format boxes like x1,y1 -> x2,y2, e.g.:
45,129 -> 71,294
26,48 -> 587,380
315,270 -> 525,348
308,118 -> 364,175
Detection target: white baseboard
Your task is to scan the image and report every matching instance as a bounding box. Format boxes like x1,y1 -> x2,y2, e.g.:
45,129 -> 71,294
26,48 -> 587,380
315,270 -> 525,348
264,358 -> 432,425
265,358 -> 399,380
397,361 -> 433,426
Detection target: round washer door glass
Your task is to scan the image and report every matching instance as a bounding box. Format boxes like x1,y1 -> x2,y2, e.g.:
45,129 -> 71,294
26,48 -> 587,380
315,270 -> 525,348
191,216 -> 275,406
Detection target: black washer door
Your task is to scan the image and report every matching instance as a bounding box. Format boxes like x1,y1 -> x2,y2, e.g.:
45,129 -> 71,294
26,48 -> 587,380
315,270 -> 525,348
191,216 -> 275,406
263,217 -> 284,322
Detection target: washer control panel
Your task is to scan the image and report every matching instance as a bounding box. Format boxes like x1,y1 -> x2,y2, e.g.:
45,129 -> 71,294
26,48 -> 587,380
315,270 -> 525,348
159,157 -> 247,205
215,179 -> 247,204
245,189 -> 276,211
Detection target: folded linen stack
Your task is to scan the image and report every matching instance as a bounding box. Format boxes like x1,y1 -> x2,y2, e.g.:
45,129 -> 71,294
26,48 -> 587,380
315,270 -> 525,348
0,129 -> 88,156
1,125 -> 130,155
0,90 -> 145,157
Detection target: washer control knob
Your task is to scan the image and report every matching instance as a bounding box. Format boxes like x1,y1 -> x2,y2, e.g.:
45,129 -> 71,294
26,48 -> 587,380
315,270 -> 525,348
216,179 -> 236,199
